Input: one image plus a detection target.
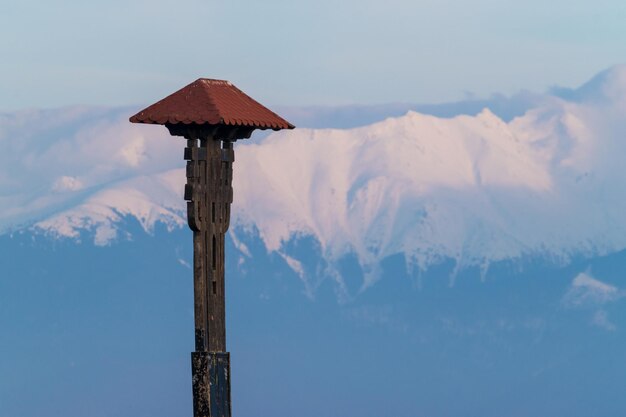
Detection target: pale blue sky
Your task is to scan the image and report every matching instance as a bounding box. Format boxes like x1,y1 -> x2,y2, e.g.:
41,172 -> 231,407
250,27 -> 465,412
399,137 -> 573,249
1,0 -> 625,110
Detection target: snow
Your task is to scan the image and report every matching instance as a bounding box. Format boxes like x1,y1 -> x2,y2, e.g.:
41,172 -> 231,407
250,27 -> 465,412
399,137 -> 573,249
1,66 -> 626,282
35,170 -> 185,245
231,73 -> 626,284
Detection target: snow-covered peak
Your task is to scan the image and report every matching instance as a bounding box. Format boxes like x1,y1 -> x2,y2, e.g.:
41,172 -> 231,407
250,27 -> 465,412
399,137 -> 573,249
552,64 -> 626,107
1,67 -> 626,291
0,106 -> 182,234
35,170 -> 185,245
231,95 -> 626,286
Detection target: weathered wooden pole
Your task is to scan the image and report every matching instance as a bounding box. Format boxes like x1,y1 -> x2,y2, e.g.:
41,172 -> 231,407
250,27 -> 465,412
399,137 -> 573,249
130,79 -> 294,417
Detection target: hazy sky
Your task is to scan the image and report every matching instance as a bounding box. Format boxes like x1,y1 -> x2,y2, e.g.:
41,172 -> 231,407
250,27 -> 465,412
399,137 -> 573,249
1,0 -> 625,110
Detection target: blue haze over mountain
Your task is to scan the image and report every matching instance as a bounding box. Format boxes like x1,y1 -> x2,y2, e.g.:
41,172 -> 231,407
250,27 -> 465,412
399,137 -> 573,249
2,67 -> 626,417
277,90 -> 544,129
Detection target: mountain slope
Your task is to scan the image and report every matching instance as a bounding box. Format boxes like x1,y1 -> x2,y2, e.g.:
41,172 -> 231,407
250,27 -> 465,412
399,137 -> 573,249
1,66 -> 626,290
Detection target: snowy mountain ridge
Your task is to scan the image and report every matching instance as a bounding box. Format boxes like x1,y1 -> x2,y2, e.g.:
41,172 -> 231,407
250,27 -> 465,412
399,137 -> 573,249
1,66 -> 626,286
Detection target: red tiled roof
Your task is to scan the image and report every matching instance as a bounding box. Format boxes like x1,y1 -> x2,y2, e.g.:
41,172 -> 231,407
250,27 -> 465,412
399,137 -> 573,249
129,79 -> 294,130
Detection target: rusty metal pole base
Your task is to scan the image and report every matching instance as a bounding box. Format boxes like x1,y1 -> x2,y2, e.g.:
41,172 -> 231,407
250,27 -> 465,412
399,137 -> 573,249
191,352 -> 232,417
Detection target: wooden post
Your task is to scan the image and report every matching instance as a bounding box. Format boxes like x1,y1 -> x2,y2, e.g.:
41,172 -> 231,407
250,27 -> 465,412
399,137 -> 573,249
129,77 -> 294,417
185,134 -> 233,417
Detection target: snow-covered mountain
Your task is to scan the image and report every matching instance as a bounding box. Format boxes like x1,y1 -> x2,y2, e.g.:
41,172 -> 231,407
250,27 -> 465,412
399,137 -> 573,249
1,65 -> 626,289
4,68 -> 626,417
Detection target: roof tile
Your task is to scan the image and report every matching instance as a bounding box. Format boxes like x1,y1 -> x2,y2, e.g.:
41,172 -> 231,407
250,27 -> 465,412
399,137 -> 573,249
130,78 -> 294,131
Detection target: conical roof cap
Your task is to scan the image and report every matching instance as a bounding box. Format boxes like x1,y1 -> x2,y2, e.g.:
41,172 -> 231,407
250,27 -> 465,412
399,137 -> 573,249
130,79 -> 294,130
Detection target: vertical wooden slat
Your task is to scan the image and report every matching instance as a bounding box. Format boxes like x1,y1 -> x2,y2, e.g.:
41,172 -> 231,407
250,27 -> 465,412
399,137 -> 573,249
199,138 -> 226,353
186,138 -> 208,353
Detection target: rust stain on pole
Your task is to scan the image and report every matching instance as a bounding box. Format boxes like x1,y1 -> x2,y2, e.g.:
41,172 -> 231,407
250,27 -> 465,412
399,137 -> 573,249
130,78 -> 294,417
